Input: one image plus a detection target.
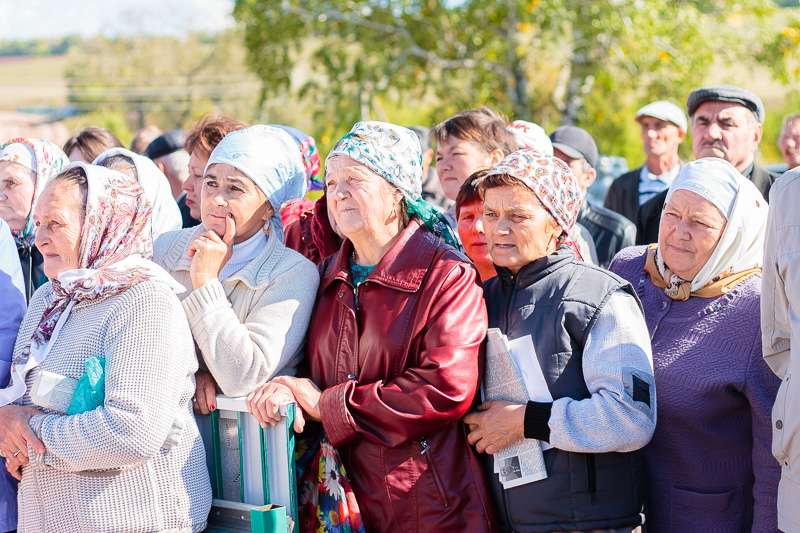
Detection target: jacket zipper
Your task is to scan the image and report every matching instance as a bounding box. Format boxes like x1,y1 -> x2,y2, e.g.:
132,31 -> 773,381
499,273 -> 518,521
420,438 -> 449,508
503,274 -> 518,335
586,454 -> 597,504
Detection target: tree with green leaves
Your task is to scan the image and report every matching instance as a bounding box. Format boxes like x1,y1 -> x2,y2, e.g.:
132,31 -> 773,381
234,0 -> 774,156
64,31 -> 262,135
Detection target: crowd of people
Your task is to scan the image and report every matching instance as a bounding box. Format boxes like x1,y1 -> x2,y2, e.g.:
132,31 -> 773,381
0,81 -> 798,533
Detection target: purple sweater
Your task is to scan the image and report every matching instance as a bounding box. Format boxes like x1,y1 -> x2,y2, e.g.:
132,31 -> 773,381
610,246 -> 780,533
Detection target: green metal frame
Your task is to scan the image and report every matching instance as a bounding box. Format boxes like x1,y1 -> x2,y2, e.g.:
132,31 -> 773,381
210,409 -> 224,499
208,403 -> 298,531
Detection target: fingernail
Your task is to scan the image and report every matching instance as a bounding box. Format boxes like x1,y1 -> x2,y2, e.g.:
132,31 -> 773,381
210,405 -> 216,411
227,214 -> 233,218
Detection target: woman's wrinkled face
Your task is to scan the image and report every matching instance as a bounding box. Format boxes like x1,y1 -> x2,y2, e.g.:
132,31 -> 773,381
483,185 -> 561,274
659,189 -> 727,281
184,149 -> 208,220
457,201 -> 493,269
34,182 -> 84,278
435,136 -> 496,201
325,156 -> 401,239
0,161 -> 36,231
202,163 -> 272,244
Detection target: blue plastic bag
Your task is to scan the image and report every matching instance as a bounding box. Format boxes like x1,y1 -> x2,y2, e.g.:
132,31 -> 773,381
67,357 -> 106,415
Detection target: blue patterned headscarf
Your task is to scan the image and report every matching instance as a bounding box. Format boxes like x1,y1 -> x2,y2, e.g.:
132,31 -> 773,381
205,125 -> 308,241
326,121 -> 457,247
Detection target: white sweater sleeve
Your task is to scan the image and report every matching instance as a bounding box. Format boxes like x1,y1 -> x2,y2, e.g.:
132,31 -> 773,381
548,289 -> 656,453
28,283 -> 196,472
180,257 -> 320,397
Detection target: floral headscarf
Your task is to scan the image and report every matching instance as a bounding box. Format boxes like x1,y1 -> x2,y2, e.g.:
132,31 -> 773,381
484,149 -> 582,235
326,121 -> 458,247
0,162 -> 183,407
0,138 -> 69,248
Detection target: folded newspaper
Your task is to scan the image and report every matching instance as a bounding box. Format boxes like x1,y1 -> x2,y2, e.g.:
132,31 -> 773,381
484,328 -> 548,489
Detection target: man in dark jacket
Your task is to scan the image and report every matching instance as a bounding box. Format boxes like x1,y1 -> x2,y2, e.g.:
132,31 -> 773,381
604,101 -> 686,224
637,85 -> 780,245
550,126 -> 636,267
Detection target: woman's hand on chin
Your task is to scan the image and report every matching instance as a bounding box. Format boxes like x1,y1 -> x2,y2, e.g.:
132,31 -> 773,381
0,405 -> 46,479
246,381 -> 305,433
188,215 -> 235,290
271,376 -> 322,425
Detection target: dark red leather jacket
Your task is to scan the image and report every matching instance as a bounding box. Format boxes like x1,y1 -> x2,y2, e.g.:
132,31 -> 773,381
308,219 -> 498,533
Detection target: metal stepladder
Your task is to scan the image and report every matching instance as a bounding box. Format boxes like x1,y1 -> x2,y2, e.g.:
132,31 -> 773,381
197,396 -> 298,533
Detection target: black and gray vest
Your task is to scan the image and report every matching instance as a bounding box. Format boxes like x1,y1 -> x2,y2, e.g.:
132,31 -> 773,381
482,247 -> 646,533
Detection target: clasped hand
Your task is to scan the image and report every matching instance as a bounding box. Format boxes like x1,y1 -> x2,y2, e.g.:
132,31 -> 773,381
0,405 -> 46,480
464,400 -> 526,455
246,376 -> 323,435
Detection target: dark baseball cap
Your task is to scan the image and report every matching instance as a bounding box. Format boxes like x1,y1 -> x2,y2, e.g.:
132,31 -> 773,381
549,126 -> 598,169
686,84 -> 765,124
145,129 -> 185,160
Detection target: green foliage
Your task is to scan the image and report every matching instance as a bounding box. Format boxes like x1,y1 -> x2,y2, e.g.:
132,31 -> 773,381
0,36 -> 81,57
63,31 -> 263,132
234,0 -> 775,155
758,9 -> 800,85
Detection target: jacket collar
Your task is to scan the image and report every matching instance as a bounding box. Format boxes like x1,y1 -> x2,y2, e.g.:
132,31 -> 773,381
496,245 -> 574,288
161,220 -> 286,290
321,219 -> 439,293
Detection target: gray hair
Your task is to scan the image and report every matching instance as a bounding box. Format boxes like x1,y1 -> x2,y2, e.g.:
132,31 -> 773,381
155,149 -> 190,183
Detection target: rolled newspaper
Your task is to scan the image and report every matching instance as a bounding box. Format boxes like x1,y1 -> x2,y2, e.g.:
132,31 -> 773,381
484,328 -> 547,488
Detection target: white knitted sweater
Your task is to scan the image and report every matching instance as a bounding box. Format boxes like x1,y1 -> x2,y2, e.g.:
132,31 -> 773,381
154,224 -> 320,397
14,280 -> 211,533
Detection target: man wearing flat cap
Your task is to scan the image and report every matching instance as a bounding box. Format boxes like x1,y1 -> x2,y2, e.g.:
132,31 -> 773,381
604,101 -> 686,224
550,126 -> 636,268
636,84 -> 780,245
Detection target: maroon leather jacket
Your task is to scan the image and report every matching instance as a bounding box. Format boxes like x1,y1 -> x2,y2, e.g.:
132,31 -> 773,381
307,219 -> 498,533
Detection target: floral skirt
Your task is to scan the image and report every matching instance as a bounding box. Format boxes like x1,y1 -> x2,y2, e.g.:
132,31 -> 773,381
296,431 -> 365,533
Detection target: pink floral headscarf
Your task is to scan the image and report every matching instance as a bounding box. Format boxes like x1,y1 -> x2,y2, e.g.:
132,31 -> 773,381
484,149 -> 582,235
0,162 -> 182,406
0,138 -> 69,247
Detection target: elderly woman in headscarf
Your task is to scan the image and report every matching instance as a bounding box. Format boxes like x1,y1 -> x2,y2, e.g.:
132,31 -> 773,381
609,158 -> 780,532
0,139 -> 70,300
247,121 -> 496,533
0,162 -> 211,532
464,150 -> 655,533
94,147 -> 183,239
153,125 -> 319,411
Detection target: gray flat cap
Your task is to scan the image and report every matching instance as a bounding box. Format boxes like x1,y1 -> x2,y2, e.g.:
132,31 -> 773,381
686,84 -> 765,124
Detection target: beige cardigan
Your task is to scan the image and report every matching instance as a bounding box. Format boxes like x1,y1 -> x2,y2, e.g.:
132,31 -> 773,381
154,223 -> 320,397
17,280 -> 211,533
762,169 -> 800,533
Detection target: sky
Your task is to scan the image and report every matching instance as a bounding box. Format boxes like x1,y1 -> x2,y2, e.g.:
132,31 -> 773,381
0,0 -> 236,40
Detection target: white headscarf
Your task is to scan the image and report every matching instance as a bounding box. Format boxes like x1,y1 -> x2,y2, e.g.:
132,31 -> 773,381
657,157 -> 768,291
94,147 -> 183,239
206,125 -> 308,242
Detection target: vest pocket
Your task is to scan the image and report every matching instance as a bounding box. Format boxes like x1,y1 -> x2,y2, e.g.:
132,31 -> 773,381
669,485 -> 743,531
